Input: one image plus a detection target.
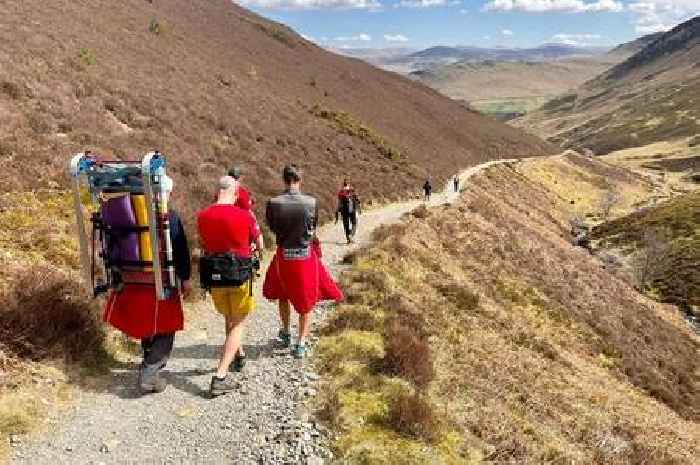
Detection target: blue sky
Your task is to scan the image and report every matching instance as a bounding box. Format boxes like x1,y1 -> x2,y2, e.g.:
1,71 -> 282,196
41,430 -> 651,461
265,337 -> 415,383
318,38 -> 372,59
235,0 -> 699,49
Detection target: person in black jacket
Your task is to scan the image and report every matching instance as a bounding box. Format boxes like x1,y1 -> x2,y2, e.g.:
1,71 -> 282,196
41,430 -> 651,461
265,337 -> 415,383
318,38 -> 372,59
335,180 -> 361,244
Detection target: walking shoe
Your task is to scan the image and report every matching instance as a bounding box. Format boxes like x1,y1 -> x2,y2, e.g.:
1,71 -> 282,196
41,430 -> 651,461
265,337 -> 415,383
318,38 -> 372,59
210,375 -> 240,397
277,329 -> 291,348
292,344 -> 307,359
231,352 -> 247,372
139,374 -> 167,395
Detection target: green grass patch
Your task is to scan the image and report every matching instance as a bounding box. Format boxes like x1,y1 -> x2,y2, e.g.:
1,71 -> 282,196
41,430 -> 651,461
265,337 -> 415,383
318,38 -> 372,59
310,104 -> 404,160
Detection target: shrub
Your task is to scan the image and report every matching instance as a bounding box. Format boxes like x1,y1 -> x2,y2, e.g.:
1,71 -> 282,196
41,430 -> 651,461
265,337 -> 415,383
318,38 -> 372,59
382,318 -> 433,389
78,48 -> 96,66
0,81 -> 23,100
323,306 -> 381,335
0,266 -> 106,363
436,282 -> 479,310
387,391 -> 442,443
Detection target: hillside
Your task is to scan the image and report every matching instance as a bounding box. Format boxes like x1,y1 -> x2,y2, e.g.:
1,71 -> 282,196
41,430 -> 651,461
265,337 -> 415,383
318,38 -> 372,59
517,16 -> 700,154
0,0 -> 553,223
315,163 -> 699,463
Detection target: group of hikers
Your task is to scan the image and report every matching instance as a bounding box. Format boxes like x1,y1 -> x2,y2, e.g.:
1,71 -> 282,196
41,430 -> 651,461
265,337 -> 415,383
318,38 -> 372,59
99,164 -> 453,398
104,165 -> 349,397
423,175 -> 459,201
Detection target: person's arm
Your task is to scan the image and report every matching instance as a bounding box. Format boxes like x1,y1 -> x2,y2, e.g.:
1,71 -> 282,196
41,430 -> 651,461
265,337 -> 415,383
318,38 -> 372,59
265,200 -> 275,234
169,211 -> 192,297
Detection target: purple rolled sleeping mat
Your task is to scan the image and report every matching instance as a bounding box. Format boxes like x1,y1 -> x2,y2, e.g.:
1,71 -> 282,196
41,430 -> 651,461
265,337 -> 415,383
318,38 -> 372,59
101,194 -> 140,265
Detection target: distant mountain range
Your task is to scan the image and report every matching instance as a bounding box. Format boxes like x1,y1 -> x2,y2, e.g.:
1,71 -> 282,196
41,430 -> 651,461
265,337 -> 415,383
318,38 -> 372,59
337,43 -> 611,74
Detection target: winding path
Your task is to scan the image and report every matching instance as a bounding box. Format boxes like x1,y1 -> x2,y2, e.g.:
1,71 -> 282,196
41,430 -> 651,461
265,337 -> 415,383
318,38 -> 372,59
11,159 -> 513,465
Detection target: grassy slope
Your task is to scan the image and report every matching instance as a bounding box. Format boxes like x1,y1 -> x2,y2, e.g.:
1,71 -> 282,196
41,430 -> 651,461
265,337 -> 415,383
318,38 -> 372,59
592,191 -> 700,307
315,165 -> 699,464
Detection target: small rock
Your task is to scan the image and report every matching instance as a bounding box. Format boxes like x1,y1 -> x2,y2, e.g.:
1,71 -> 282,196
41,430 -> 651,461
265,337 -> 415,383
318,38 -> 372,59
9,434 -> 21,446
99,444 -> 110,454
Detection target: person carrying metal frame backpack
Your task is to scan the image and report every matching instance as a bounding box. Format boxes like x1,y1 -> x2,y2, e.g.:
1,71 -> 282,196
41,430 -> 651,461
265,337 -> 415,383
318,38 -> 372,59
69,151 -> 192,395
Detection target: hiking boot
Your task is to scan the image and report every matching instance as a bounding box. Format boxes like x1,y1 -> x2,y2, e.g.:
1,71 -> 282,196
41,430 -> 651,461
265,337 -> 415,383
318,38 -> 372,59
139,374 -> 167,395
277,329 -> 291,348
292,344 -> 307,359
210,375 -> 240,397
231,352 -> 247,372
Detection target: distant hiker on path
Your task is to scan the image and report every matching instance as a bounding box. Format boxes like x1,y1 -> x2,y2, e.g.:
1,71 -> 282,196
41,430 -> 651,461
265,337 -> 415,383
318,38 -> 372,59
336,179 -> 361,244
453,176 -> 459,193
198,176 -> 264,396
103,179 -> 192,395
263,165 -> 343,358
423,179 -> 432,201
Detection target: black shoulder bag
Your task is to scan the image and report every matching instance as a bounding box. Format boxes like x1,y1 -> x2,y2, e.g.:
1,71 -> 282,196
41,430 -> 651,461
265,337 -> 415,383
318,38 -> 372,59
199,253 -> 254,292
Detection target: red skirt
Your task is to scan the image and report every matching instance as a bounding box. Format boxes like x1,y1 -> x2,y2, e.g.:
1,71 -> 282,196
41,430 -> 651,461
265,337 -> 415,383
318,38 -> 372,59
263,243 -> 343,314
103,284 -> 184,339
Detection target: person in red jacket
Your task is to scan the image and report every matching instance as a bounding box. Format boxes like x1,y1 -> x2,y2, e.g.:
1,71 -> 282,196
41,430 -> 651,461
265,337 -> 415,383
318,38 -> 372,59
198,176 -> 264,396
228,166 -> 254,210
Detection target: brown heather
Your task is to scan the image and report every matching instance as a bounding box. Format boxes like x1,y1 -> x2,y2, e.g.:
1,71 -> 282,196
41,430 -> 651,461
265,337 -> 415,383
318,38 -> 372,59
0,0 -> 553,230
315,163 -> 699,463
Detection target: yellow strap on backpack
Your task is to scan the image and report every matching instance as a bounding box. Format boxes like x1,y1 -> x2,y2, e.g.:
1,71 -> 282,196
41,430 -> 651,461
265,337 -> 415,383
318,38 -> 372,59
131,194 -> 153,262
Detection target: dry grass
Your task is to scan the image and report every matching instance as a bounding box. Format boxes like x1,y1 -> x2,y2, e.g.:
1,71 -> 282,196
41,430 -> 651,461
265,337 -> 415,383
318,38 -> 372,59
316,163 -> 699,464
387,391 -> 443,443
381,318 -> 434,389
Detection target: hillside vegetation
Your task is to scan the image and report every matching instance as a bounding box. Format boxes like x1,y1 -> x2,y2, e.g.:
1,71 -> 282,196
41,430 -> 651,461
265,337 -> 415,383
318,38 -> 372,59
592,191 -> 699,309
517,16 -> 700,154
315,164 -> 699,464
0,0 -> 552,225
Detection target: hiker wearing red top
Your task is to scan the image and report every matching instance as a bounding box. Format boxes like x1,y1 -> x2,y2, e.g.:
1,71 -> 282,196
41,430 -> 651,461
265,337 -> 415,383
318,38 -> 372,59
336,179 -> 361,244
228,166 -> 254,210
198,176 -> 264,396
263,165 -> 343,358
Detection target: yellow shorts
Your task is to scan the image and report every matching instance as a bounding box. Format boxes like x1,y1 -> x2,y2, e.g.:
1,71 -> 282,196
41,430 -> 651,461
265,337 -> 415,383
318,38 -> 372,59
211,284 -> 255,318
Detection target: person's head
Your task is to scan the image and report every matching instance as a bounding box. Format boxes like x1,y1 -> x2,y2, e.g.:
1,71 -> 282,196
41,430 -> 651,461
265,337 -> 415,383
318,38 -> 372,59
343,179 -> 349,188
217,175 -> 239,204
228,166 -> 242,180
283,164 -> 302,188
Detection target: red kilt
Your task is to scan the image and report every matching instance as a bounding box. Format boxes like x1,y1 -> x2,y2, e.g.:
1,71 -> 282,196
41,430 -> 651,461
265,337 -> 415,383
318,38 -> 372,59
103,284 -> 184,339
263,243 -> 343,314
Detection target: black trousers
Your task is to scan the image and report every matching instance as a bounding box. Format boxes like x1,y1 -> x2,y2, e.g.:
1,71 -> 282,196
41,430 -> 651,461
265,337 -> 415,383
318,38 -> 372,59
140,333 -> 175,382
341,213 -> 357,240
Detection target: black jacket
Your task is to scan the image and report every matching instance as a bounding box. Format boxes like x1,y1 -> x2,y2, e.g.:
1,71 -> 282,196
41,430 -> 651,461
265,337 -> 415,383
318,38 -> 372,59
169,211 -> 191,281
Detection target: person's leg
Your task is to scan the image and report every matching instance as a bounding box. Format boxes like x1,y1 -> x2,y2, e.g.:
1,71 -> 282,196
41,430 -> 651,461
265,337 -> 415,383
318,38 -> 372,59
293,310 -> 313,359
342,214 -> 352,242
277,299 -> 291,346
215,313 -> 247,377
298,312 -> 312,345
139,333 -> 174,393
350,213 -> 357,238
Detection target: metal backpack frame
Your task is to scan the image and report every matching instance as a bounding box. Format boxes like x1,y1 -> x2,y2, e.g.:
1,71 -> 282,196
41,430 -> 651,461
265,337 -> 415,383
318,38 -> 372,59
69,150 -> 177,301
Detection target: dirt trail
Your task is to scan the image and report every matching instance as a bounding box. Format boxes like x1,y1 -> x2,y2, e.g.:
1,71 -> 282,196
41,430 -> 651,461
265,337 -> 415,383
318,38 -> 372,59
10,160 -> 513,465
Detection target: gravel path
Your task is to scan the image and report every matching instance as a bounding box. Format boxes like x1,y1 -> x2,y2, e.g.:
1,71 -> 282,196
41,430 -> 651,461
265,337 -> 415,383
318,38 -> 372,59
10,160 -> 511,465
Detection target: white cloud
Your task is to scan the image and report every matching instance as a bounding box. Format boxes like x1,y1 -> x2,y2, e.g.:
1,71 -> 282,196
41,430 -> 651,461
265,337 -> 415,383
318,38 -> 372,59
628,1 -> 699,34
502,28 -> 514,35
334,33 -> 372,41
301,33 -> 316,42
384,33 -> 410,41
551,32 -> 602,45
459,8 -> 469,13
397,0 -> 447,7
484,0 -> 623,13
235,0 -> 380,10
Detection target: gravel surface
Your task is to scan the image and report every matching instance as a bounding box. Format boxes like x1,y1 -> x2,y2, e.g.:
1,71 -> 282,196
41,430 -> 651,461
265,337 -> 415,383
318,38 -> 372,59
10,161 -> 508,464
